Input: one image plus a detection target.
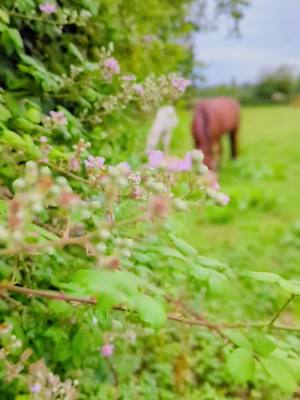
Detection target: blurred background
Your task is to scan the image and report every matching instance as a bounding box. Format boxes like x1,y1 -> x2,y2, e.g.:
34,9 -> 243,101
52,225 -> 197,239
191,0 -> 300,104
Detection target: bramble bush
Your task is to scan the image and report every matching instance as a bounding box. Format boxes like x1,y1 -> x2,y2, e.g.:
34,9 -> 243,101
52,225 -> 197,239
1,1 -> 300,399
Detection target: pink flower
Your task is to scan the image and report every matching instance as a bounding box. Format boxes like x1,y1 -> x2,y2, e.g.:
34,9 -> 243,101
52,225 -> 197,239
164,153 -> 192,172
132,83 -> 144,95
129,172 -> 141,185
132,187 -> 143,199
39,2 -> 57,14
118,162 -> 131,175
49,111 -> 67,126
217,193 -> 230,206
30,383 -> 42,394
143,35 -> 156,43
69,158 -> 80,172
101,344 -> 114,358
84,155 -> 105,169
39,136 -> 48,143
122,75 -> 136,81
148,150 -> 164,168
171,77 -> 191,93
103,57 -> 120,75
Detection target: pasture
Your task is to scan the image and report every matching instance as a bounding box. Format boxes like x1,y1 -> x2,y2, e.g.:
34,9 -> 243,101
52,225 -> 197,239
171,105 -> 300,321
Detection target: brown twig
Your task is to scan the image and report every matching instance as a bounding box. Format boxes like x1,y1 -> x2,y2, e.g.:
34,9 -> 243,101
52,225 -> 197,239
1,283 -> 300,333
269,294 -> 295,327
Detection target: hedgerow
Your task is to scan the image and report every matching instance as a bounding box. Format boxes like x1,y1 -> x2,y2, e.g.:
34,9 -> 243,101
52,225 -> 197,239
1,1 -> 300,399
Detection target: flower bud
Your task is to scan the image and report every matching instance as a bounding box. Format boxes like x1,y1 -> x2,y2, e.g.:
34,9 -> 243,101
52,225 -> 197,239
112,319 -> 123,331
115,176 -> 128,188
123,238 -> 134,249
101,343 -> 114,358
146,181 -> 166,193
98,229 -> 111,241
40,166 -> 52,176
13,178 -> 26,191
107,166 -> 120,178
173,198 -> 189,211
199,164 -> 209,175
0,226 -> 8,241
96,243 -> 107,254
120,248 -> 131,258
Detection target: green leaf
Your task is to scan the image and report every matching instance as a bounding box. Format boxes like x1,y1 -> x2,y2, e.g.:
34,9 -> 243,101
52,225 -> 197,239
169,234 -> 198,256
245,271 -> 282,283
196,255 -> 227,270
189,262 -> 210,281
23,135 -> 41,158
278,279 -> 300,295
135,294 -> 166,329
0,103 -> 12,121
260,355 -> 297,393
1,129 -> 25,148
224,330 -> 253,350
246,271 -> 300,296
0,9 -> 10,24
2,28 -> 24,54
68,43 -> 84,63
227,348 -> 255,383
285,358 -> 300,381
249,332 -> 276,356
157,247 -> 186,261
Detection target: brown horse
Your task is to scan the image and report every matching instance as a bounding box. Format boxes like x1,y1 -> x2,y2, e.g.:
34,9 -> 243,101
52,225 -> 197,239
191,97 -> 240,171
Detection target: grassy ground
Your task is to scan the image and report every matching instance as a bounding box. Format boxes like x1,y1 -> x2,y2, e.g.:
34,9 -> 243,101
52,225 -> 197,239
170,105 -> 300,321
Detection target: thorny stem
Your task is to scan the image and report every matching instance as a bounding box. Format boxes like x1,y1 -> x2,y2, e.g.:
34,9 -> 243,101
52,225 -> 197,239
269,294 -> 295,327
7,11 -> 59,25
45,162 -> 92,186
1,283 -> 300,333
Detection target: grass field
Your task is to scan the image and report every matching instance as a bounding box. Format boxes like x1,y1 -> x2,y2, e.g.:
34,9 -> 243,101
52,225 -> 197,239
170,105 -> 300,322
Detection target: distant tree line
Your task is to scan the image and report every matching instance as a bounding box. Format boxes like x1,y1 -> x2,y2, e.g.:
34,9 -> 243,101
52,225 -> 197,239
190,64 -> 300,105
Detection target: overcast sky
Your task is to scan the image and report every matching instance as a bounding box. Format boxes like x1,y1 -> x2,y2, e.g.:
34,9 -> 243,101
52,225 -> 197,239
193,0 -> 300,85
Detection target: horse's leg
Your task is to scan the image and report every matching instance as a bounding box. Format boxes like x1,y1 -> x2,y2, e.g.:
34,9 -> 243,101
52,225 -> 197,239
162,128 -> 172,154
146,122 -> 162,153
229,127 -> 239,159
215,140 -> 223,171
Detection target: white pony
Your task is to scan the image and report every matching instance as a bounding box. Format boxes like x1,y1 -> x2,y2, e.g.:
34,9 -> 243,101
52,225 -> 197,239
146,105 -> 178,153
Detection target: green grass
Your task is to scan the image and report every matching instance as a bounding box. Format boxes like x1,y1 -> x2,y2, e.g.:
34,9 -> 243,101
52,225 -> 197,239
170,105 -> 300,320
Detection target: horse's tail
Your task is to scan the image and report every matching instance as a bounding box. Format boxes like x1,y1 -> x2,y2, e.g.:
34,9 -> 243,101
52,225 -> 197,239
192,104 -> 213,169
192,105 -> 211,149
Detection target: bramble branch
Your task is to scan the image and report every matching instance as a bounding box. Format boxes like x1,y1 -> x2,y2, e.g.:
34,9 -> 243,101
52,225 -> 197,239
269,294 -> 295,327
0,216 -> 144,257
1,283 -> 300,333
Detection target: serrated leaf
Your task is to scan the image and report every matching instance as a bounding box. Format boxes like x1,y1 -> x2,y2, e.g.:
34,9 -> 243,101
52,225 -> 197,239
189,262 -> 210,281
169,234 -> 198,256
278,279 -> 300,295
159,247 -> 186,261
196,255 -> 227,270
227,348 -> 255,383
245,271 -> 282,283
249,332 -> 276,356
224,330 -> 253,350
246,271 -> 300,296
135,294 -> 166,329
260,356 -> 297,393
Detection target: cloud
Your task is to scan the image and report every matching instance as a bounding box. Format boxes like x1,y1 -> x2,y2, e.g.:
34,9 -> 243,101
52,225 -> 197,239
193,0 -> 300,84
